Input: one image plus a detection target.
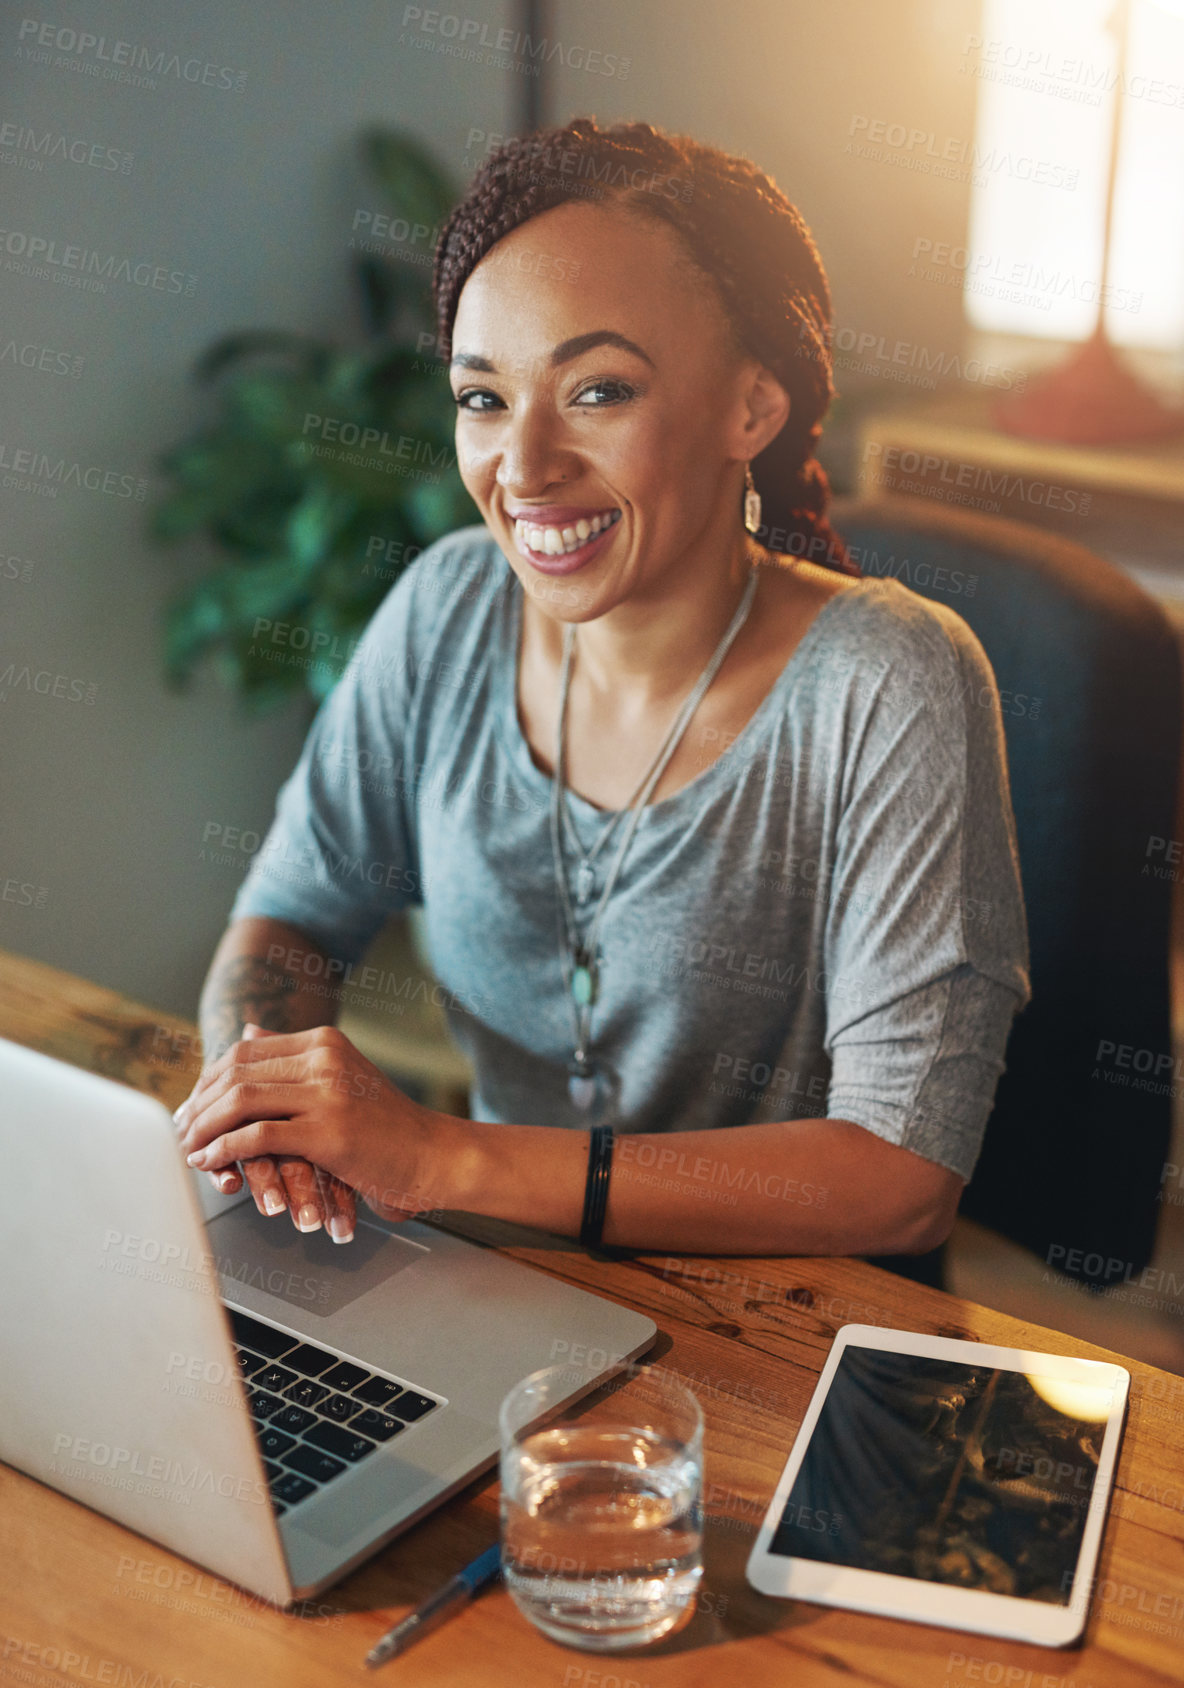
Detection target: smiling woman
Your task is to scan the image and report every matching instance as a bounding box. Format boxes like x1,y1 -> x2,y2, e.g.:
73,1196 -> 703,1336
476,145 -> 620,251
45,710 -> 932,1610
177,118 -> 1032,1267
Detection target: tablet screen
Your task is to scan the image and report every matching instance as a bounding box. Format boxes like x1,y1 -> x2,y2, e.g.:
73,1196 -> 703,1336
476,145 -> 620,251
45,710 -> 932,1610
769,1346 -> 1116,1603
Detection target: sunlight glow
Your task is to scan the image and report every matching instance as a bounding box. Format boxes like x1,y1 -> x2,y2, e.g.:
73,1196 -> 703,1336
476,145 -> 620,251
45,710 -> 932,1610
964,0 -> 1184,347
1026,1371 -> 1115,1423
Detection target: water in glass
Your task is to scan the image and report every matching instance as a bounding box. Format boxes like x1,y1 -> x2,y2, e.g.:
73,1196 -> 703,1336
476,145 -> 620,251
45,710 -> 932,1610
501,1420 -> 703,1649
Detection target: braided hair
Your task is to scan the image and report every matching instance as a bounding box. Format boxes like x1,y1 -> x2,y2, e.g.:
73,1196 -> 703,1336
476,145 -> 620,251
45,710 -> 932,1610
434,117 -> 859,578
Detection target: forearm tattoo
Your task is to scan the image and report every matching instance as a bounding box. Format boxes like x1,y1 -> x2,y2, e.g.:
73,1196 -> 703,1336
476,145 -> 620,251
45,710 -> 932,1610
200,953 -> 303,1066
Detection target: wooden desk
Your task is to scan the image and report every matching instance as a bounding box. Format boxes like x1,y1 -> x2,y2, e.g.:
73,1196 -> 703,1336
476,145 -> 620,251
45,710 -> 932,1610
3,948 -> 1184,1687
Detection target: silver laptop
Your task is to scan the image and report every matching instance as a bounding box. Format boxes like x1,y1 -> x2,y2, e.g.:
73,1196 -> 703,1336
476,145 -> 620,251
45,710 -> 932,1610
0,1037 -> 656,1606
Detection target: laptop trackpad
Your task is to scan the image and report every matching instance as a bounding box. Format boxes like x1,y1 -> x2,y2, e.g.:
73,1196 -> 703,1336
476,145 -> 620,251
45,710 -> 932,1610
206,1202 -> 428,1318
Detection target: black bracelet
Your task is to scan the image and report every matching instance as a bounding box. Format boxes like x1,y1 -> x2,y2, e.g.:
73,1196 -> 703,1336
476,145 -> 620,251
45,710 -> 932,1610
579,1124 -> 615,1249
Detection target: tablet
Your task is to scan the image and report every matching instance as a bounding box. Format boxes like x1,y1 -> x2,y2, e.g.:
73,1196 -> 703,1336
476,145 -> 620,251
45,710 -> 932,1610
745,1324 -> 1129,1646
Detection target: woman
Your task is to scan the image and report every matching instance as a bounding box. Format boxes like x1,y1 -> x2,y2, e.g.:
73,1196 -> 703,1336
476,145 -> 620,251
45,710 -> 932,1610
176,119 -> 1031,1260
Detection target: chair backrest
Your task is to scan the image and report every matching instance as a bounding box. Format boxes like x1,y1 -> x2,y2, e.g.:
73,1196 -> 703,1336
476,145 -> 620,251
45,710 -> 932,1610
830,494 -> 1181,1285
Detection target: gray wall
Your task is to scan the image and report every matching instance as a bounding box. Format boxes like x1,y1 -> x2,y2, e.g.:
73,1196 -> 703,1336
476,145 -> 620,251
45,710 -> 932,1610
0,0 -> 513,1015
548,0 -> 980,365
0,0 -> 978,1017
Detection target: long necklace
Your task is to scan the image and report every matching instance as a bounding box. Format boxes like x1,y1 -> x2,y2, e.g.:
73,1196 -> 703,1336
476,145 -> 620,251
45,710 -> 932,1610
550,565 -> 760,1114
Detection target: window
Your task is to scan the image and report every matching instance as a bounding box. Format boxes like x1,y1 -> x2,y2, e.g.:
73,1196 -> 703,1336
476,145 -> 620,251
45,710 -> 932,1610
963,0 -> 1184,348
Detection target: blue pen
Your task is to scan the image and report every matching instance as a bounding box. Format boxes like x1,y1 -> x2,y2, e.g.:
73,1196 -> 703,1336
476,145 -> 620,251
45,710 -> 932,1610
364,1543 -> 503,1667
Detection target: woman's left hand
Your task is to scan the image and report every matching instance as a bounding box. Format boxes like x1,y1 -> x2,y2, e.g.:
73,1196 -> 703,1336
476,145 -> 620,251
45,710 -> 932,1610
174,1026 -> 443,1227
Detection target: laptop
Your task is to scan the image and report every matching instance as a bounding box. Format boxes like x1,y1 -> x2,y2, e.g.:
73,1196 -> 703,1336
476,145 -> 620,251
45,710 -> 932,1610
0,1036 -> 657,1606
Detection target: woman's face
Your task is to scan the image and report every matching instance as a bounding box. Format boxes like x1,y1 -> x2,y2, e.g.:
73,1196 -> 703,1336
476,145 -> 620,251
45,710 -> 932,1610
448,198 -> 787,621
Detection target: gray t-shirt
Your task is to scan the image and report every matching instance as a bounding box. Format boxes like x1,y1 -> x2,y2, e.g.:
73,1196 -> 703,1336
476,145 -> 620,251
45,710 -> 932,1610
230,524 -> 1031,1182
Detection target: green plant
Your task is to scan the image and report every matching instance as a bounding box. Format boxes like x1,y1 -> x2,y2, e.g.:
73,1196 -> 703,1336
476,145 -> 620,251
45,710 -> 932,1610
152,127 -> 477,712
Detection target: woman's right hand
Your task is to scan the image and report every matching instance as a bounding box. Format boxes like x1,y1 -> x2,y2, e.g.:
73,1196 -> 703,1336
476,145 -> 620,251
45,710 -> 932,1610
177,1022 -> 357,1243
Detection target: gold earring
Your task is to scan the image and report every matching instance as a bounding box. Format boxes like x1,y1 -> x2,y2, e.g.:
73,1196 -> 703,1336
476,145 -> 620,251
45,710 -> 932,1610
743,463 -> 762,534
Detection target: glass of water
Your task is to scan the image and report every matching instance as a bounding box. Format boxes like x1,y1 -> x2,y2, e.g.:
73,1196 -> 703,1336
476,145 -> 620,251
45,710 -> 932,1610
499,1360 -> 704,1650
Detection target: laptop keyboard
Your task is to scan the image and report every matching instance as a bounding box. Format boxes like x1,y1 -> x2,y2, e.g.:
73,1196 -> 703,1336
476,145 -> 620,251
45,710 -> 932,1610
227,1308 -> 441,1515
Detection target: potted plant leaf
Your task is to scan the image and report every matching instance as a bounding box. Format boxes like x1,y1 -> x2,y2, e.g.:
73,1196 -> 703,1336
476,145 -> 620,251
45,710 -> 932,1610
151,126 -> 477,715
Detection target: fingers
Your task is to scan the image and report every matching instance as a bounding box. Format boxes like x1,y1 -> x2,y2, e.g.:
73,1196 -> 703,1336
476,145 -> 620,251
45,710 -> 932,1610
175,1090 -> 242,1194
316,1166 -> 356,1244
207,1166 -> 243,1195
185,1117 -> 302,1171
239,1152 -> 356,1244
174,1024 -> 364,1242
233,1027 -> 283,1202
180,1081 -> 307,1158
175,1026 -> 344,1125
240,1155 -> 289,1217
276,1156 -> 329,1234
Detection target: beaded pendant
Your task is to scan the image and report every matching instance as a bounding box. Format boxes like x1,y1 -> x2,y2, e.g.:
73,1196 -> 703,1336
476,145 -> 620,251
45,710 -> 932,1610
570,944 -> 598,1006
568,1058 -> 599,1111
575,859 -> 596,905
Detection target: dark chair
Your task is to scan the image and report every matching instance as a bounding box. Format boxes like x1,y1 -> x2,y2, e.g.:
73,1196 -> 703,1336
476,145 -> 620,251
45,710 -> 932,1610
828,493 -> 1181,1292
